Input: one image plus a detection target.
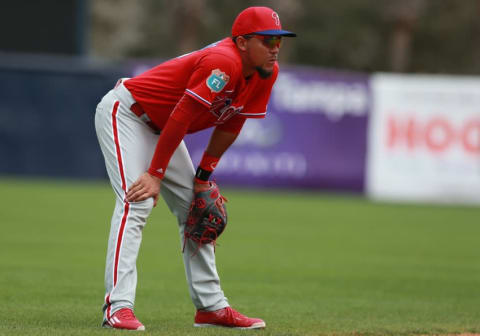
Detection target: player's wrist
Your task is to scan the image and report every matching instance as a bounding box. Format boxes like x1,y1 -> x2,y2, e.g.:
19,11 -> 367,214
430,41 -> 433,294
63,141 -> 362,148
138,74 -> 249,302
195,167 -> 212,181
147,168 -> 165,181
195,152 -> 220,181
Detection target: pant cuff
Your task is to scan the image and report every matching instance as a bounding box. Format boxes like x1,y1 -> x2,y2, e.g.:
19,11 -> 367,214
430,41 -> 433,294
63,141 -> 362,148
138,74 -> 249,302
199,300 -> 229,312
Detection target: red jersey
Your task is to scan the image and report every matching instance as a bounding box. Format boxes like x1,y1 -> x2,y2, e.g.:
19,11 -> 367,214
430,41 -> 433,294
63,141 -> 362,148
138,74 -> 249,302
124,38 -> 278,134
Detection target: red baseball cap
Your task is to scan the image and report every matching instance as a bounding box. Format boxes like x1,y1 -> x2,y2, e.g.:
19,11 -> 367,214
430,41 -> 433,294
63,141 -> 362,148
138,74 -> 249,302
231,7 -> 296,37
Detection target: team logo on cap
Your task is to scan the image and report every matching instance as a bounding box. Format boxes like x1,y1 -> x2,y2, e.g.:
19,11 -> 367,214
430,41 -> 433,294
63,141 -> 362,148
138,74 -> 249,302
206,69 -> 230,93
272,12 -> 280,26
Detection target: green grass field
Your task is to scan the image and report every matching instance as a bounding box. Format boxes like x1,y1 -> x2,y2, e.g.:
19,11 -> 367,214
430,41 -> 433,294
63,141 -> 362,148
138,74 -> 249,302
0,177 -> 479,336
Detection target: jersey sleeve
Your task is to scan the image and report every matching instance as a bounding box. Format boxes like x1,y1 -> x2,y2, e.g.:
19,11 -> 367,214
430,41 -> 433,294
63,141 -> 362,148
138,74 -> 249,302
185,54 -> 238,108
241,63 -> 279,119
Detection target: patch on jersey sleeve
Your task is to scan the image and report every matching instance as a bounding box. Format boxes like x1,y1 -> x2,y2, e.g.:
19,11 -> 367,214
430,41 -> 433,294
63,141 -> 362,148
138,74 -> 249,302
206,69 -> 230,93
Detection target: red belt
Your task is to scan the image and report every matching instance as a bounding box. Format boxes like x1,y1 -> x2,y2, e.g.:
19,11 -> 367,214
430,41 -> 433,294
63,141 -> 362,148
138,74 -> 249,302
114,79 -> 160,134
130,103 -> 160,134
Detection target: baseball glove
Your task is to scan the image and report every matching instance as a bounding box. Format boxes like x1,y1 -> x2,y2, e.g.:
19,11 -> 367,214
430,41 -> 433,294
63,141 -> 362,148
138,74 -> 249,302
183,181 -> 227,254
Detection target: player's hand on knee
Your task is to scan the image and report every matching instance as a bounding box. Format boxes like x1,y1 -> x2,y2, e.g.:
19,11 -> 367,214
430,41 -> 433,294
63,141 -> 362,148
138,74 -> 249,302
126,172 -> 161,203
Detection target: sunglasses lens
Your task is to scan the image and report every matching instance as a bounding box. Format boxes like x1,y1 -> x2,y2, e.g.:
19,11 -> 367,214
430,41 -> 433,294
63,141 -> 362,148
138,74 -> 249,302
264,36 -> 282,48
255,36 -> 282,48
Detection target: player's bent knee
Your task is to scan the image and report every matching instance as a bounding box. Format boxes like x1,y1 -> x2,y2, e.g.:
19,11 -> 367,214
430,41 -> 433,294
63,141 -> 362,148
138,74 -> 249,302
128,198 -> 155,218
131,197 -> 154,210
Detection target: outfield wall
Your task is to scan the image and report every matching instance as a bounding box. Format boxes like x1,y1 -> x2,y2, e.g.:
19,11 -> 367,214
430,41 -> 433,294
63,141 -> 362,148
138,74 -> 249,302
0,54 -> 121,179
1,55 -> 479,204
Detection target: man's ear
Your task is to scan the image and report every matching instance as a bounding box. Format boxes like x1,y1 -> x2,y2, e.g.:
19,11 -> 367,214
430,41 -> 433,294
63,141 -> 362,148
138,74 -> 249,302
235,36 -> 248,52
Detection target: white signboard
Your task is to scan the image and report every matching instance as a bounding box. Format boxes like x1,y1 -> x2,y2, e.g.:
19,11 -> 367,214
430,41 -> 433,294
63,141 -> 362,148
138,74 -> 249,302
367,74 -> 480,204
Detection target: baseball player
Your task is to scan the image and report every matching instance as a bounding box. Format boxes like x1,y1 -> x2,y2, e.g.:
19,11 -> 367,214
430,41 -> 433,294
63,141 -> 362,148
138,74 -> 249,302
95,6 -> 296,331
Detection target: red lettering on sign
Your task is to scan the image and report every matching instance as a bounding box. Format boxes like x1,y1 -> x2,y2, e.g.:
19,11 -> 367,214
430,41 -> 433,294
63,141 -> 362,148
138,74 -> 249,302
387,115 -> 417,150
386,113 -> 480,155
461,120 -> 480,153
424,118 -> 454,152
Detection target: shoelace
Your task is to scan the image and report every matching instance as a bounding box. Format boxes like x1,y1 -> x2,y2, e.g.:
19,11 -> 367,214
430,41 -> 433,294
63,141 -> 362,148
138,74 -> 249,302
116,309 -> 137,320
224,307 -> 247,323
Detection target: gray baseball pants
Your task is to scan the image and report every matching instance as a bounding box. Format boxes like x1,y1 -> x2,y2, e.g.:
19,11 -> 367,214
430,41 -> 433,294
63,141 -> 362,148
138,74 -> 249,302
94,81 -> 229,321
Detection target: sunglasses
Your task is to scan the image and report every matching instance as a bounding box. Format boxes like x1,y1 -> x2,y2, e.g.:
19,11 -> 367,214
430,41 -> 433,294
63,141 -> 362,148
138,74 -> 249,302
244,35 -> 283,49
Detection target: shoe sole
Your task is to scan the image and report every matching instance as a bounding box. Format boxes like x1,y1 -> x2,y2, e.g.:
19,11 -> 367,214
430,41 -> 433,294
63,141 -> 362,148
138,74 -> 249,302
194,321 -> 266,329
102,321 -> 145,331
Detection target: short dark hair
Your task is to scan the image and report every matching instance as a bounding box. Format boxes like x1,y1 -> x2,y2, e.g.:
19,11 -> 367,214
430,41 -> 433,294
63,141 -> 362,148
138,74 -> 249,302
231,34 -> 254,43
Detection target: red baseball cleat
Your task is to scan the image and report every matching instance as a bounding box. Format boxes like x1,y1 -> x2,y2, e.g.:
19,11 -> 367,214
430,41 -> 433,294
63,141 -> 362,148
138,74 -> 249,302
103,308 -> 145,331
194,306 -> 266,329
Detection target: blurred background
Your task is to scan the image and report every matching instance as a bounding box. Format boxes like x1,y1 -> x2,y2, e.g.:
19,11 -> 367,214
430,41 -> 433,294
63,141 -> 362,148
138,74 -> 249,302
0,0 -> 479,204
1,3 -> 479,334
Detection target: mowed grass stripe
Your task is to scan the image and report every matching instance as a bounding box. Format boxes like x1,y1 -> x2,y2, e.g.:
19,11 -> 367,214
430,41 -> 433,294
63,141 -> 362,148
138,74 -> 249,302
0,178 -> 479,335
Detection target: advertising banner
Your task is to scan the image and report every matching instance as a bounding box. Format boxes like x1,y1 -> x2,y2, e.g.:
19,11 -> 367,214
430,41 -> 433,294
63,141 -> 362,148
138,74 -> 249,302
184,66 -> 370,191
367,74 -> 480,204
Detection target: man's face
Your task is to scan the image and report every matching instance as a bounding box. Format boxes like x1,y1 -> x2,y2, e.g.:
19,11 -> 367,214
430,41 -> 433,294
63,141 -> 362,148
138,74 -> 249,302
244,35 -> 282,78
